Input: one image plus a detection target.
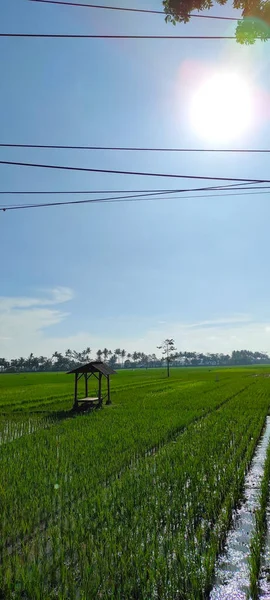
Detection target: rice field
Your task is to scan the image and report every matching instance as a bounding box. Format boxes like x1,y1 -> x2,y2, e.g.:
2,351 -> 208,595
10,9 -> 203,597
1,367 -> 270,599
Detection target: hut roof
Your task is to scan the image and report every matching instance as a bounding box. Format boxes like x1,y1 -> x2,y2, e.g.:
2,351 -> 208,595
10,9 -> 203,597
67,361 -> 116,376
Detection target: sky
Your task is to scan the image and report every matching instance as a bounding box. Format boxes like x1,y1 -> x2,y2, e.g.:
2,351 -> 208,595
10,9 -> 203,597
1,0 -> 270,359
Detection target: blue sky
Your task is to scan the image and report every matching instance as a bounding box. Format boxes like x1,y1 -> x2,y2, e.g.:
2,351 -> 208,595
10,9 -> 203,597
1,0 -> 270,359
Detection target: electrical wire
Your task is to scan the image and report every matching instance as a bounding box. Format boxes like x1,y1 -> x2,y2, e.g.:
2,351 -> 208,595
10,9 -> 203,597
1,143 -> 270,153
0,33 -> 240,39
0,159 -> 268,184
0,183 -> 265,195
0,184 -> 254,207
28,0 -> 242,22
1,187 -> 269,212
0,182 -> 267,207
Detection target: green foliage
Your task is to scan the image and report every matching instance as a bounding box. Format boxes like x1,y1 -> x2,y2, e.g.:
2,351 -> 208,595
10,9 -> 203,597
163,0 -> 270,43
1,348 -> 270,374
0,370 -> 270,597
157,338 -> 177,377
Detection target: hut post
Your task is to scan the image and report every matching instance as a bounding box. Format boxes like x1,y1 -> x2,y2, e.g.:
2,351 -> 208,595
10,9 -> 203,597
106,375 -> 111,405
73,372 -> 78,410
98,372 -> 102,406
84,373 -> 88,398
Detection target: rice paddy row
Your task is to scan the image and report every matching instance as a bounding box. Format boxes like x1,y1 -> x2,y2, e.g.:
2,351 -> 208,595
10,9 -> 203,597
0,368 -> 270,598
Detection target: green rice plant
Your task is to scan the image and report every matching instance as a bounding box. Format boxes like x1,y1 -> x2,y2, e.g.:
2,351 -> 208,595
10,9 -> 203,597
0,375 -> 269,599
0,373 -> 252,554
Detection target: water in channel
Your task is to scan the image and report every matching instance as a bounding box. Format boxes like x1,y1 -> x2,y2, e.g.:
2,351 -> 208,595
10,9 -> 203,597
210,416 -> 270,600
258,504 -> 270,598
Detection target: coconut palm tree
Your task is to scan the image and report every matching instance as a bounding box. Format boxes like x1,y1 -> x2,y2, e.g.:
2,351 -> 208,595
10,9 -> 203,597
121,349 -> 126,367
103,348 -> 109,362
114,348 -> 121,365
96,349 -> 102,361
132,351 -> 139,366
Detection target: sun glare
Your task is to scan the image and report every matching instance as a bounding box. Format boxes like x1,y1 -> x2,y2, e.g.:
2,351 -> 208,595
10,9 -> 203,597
190,71 -> 254,143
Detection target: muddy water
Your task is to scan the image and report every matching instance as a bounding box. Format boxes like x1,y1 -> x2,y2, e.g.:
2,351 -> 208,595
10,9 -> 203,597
210,416 -> 270,600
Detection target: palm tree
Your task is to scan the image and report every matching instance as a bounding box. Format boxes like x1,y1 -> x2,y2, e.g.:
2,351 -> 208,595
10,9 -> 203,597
96,349 -> 102,361
103,348 -> 109,362
121,349 -> 126,367
132,351 -> 138,366
114,348 -> 121,365
108,353 -> 117,368
18,357 -> 25,371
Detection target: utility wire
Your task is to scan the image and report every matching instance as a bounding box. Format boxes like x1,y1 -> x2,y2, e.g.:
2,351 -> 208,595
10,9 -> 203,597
0,183 -> 264,195
0,188 -> 182,195
1,187 -> 270,212
0,182 -> 267,209
0,184 -> 256,207
28,0 -> 241,21
1,143 -> 270,153
0,159 -> 268,184
0,33 -> 240,39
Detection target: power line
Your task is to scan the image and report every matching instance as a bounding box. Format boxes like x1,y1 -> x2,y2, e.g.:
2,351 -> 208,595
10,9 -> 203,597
28,0 -> 241,21
1,187 -> 269,212
0,188 -> 184,195
0,184 -> 257,208
0,158 -> 268,184
1,182 -> 263,208
0,33 -> 239,39
1,143 -> 270,153
0,183 -> 264,195
1,190 -> 174,210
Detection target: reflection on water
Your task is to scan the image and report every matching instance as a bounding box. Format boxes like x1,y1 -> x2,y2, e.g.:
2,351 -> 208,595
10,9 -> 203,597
259,505 -> 270,598
210,417 -> 270,600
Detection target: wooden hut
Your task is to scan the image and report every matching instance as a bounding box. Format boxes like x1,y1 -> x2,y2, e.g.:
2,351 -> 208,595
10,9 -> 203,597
67,361 -> 116,411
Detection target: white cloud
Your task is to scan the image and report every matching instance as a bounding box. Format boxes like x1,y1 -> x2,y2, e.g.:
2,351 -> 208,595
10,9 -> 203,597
0,286 -> 74,312
182,315 -> 252,329
149,320 -> 270,355
0,289 -> 270,359
0,288 -> 73,358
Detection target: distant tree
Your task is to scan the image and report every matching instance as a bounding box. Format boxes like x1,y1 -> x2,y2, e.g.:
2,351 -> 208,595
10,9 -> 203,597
103,348 -> 109,362
0,358 -> 10,371
141,353 -> 150,369
157,338 -> 177,378
149,353 -> 158,367
80,347 -> 91,363
121,349 -> 126,366
17,357 -> 26,371
96,349 -> 102,361
38,356 -> 50,371
114,348 -> 121,365
108,353 -> 117,368
26,352 -> 35,371
124,358 -> 132,369
132,351 -> 139,366
1,346 -> 270,374
65,347 -> 91,365
163,0 -> 270,44
52,351 -> 70,371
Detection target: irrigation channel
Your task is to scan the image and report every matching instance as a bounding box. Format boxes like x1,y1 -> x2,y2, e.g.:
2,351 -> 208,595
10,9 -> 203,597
259,505 -> 270,597
210,416 -> 270,600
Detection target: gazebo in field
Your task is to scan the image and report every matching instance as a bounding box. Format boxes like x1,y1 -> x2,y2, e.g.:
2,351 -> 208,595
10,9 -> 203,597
67,361 -> 116,411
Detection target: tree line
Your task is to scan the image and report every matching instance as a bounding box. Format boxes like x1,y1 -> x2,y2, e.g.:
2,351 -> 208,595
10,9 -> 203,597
0,347 -> 269,373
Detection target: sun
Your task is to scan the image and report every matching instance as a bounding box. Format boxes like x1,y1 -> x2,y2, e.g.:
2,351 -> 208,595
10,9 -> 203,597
190,71 -> 254,143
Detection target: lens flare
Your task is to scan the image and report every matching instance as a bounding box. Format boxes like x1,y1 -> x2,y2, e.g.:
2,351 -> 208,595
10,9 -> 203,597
237,15 -> 270,44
